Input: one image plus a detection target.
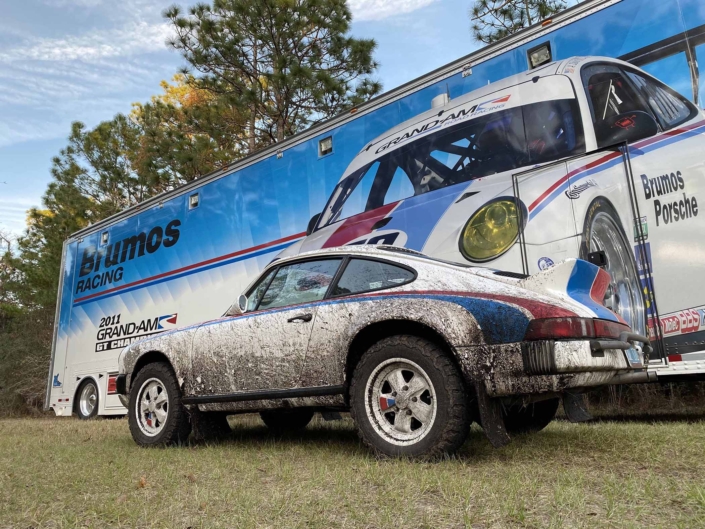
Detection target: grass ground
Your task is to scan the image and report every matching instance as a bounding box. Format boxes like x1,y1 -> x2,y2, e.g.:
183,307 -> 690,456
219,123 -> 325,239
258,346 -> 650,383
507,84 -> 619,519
0,415 -> 704,528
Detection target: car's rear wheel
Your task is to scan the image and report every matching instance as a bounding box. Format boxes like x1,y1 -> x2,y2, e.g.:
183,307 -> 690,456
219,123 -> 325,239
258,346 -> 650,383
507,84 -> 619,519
350,336 -> 470,458
75,378 -> 99,420
502,398 -> 559,434
128,362 -> 191,446
260,409 -> 314,434
581,198 -> 645,336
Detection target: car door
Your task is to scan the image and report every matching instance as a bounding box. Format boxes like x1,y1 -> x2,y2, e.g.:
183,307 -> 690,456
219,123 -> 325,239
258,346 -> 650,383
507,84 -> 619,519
583,62 -> 705,316
301,257 -> 416,387
190,258 -> 343,396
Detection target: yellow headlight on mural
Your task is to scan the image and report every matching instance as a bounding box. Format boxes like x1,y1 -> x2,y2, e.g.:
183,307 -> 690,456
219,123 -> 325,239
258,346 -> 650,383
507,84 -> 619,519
459,198 -> 523,262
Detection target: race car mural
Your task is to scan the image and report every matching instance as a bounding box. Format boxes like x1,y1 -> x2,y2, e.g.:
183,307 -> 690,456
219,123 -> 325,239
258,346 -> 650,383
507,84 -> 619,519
280,56 -> 705,370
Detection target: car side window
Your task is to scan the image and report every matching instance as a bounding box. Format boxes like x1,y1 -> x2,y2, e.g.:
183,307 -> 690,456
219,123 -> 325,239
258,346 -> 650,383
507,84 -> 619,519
624,69 -> 697,130
582,64 -> 655,147
331,259 -> 415,296
245,268 -> 277,312
257,259 -> 342,310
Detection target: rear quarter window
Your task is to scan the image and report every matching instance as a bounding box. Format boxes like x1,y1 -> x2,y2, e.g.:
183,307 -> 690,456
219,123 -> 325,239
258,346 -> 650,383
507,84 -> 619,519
332,259 -> 415,296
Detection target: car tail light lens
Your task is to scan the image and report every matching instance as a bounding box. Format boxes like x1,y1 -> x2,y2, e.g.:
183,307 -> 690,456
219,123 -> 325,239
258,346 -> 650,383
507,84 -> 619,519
107,376 -> 117,395
524,317 -> 630,341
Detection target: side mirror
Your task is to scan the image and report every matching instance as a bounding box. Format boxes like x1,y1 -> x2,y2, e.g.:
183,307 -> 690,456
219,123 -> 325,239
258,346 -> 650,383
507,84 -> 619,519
238,294 -> 248,313
306,213 -> 321,236
596,111 -> 659,148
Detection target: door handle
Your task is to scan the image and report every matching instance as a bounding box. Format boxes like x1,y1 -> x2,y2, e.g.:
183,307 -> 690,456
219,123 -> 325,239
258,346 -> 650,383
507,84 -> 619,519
287,313 -> 313,323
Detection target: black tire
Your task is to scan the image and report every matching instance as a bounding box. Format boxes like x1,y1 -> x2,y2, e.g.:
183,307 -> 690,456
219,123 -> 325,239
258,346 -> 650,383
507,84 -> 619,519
580,197 -> 646,336
260,409 -> 314,434
128,362 -> 191,447
349,336 -> 470,459
502,398 -> 559,435
75,378 -> 99,420
190,411 -> 232,441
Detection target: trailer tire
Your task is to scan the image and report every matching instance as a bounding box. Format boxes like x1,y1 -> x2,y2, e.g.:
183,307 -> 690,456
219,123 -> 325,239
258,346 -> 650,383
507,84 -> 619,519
128,362 -> 191,447
75,378 -> 99,420
349,335 -> 470,459
580,197 -> 645,335
502,398 -> 559,434
260,409 -> 314,434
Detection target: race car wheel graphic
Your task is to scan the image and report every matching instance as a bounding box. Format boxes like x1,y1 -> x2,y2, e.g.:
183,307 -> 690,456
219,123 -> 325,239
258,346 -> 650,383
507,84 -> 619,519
350,336 -> 470,458
260,409 -> 315,434
128,362 -> 191,446
502,398 -> 560,434
76,378 -> 98,420
580,198 -> 646,337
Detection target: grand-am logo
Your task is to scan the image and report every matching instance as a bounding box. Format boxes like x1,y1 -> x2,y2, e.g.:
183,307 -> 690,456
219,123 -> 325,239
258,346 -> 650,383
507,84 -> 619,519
346,229 -> 408,248
95,313 -> 178,352
374,95 -> 511,154
564,179 -> 597,199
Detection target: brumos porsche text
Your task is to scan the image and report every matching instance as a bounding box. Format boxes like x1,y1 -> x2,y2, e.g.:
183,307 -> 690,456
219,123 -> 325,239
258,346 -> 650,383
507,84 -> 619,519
75,220 -> 181,295
640,170 -> 698,227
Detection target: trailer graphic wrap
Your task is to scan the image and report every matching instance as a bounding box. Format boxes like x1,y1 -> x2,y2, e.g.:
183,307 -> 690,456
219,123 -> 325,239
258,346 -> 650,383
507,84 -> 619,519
48,0 -> 705,416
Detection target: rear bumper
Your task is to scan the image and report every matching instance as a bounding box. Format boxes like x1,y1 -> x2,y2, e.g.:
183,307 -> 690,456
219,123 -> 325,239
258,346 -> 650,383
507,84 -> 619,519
457,339 -> 645,398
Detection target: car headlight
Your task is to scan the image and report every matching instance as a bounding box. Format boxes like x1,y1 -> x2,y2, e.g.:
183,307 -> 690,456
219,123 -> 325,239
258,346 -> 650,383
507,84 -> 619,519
459,197 -> 526,262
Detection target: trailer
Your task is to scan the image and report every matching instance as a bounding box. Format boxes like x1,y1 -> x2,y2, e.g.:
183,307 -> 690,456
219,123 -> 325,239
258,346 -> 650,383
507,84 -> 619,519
47,0 -> 705,418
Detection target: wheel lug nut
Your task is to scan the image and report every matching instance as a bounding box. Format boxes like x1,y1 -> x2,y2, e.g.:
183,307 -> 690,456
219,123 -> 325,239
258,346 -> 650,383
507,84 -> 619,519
392,391 -> 397,397
406,410 -> 412,415
402,385 -> 408,391
412,397 -> 417,402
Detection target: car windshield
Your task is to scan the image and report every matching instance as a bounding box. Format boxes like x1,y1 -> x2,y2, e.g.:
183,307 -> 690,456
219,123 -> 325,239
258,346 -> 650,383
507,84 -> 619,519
318,98 -> 584,229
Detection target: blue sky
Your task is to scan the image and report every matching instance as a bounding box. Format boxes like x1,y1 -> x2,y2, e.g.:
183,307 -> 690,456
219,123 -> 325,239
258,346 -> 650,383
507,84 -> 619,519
0,0 -> 477,236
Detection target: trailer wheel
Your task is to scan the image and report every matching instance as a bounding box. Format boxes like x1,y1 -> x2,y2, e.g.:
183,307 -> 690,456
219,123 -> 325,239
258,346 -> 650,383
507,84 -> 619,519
128,362 -> 191,447
502,398 -> 559,434
260,409 -> 314,434
349,336 -> 470,459
580,198 -> 645,336
75,378 -> 99,420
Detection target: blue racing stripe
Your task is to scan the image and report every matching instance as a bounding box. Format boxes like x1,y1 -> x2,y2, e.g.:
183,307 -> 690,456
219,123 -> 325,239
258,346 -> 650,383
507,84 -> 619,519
566,260 -> 618,321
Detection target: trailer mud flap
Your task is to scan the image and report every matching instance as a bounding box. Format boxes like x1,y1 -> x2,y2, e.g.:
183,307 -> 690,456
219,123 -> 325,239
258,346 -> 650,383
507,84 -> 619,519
562,391 -> 593,423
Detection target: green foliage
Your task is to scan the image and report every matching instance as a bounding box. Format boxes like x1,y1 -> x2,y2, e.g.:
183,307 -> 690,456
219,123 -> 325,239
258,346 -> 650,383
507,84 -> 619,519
165,0 -> 382,146
470,0 -> 568,44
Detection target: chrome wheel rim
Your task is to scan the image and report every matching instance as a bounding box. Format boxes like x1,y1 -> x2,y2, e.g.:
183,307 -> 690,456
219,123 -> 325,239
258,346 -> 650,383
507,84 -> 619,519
135,378 -> 169,437
365,358 -> 437,446
79,382 -> 97,417
589,212 -> 645,335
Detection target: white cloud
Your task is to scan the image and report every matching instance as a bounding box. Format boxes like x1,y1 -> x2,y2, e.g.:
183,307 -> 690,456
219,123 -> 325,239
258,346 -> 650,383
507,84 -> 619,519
0,198 -> 41,235
349,0 -> 438,21
40,0 -> 104,7
0,21 -> 173,62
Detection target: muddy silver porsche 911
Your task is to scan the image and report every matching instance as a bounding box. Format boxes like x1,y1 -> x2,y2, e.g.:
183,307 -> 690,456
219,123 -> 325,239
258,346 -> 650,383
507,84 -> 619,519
117,246 -> 649,457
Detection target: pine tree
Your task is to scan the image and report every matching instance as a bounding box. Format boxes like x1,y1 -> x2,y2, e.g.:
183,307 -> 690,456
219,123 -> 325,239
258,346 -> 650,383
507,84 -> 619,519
164,0 -> 382,151
470,0 -> 568,44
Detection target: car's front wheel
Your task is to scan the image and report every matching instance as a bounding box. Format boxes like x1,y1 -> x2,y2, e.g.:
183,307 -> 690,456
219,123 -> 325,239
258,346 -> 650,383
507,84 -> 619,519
128,362 -> 191,447
350,336 -> 470,458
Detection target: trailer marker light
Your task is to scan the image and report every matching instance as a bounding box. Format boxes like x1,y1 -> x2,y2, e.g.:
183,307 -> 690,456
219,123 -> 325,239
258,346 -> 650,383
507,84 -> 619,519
107,376 -> 118,395
527,42 -> 552,69
101,231 -> 109,246
189,193 -> 200,210
318,136 -> 333,157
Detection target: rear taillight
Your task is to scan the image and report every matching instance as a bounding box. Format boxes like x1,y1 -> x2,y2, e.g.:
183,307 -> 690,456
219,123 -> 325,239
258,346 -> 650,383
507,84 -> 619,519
524,317 -> 630,341
107,376 -> 117,395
